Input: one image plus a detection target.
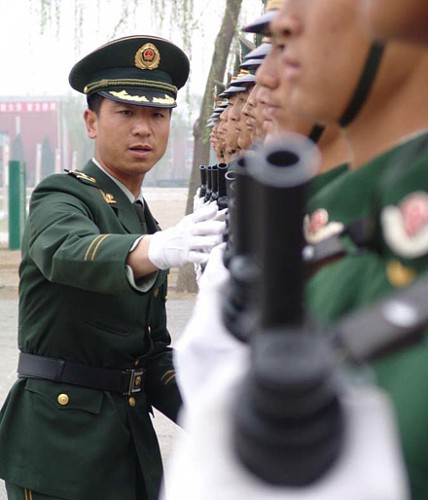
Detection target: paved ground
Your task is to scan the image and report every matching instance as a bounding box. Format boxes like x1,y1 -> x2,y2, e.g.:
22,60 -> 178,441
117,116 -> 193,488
0,188 -> 197,498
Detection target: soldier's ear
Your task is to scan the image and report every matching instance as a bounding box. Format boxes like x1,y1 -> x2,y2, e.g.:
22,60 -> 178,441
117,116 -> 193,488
84,108 -> 98,139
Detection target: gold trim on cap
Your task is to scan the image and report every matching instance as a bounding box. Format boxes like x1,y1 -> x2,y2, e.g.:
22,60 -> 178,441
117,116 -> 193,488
266,0 -> 283,10
84,78 -> 177,96
135,43 -> 161,70
109,90 -> 150,103
153,94 -> 175,105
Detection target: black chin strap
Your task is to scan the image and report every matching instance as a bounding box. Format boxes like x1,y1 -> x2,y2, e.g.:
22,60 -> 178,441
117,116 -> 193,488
339,42 -> 385,127
308,124 -> 325,144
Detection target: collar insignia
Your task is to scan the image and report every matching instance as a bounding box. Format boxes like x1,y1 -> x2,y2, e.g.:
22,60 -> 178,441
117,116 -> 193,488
99,189 -> 116,204
135,43 -> 160,70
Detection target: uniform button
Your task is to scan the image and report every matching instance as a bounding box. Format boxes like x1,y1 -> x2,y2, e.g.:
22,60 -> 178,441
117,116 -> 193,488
128,397 -> 136,407
153,288 -> 159,298
147,326 -> 152,334
134,376 -> 142,387
134,358 -> 140,367
57,394 -> 69,406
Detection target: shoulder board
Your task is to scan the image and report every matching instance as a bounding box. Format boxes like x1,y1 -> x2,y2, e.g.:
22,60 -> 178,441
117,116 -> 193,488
66,169 -> 99,187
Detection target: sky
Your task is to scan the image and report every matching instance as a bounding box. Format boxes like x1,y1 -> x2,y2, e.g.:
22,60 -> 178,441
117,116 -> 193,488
0,0 -> 263,102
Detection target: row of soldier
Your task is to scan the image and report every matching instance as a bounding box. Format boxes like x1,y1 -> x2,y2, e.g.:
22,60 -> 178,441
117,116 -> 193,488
0,0 -> 427,498
165,1 -> 428,500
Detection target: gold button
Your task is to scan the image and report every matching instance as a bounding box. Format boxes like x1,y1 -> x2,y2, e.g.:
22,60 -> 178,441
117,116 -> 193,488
134,376 -> 142,387
57,394 -> 69,406
128,397 -> 136,407
134,358 -> 140,367
153,288 -> 159,298
386,260 -> 416,288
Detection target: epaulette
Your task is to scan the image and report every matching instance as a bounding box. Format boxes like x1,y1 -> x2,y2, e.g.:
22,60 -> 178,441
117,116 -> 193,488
65,169 -> 99,187
65,169 -> 117,205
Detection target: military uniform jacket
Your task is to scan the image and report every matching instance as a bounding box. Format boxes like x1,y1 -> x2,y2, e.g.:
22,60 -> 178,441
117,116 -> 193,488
0,161 -> 181,500
305,132 -> 428,500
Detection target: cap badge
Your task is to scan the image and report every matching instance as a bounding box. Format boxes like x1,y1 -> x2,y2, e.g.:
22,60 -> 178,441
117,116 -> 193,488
135,43 -> 160,70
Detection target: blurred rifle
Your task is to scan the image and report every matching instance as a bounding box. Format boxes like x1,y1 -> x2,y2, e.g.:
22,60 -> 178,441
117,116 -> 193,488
225,134 -> 427,487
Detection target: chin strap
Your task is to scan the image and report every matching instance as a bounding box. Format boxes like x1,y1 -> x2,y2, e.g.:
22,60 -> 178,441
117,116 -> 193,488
339,42 -> 386,127
308,124 -> 325,144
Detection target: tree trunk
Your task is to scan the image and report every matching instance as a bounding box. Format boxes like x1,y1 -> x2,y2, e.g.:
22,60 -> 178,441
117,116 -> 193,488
176,0 -> 244,292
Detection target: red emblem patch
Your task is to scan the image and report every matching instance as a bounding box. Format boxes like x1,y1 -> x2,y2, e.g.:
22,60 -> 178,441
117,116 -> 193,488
309,208 -> 329,235
399,193 -> 428,237
143,48 -> 155,62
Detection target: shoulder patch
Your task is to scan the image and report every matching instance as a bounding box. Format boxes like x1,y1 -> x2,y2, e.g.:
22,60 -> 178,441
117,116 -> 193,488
66,169 -> 98,186
381,191 -> 428,259
304,209 -> 344,244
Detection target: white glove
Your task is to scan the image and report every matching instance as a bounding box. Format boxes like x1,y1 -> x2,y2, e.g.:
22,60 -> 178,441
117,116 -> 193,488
179,201 -> 221,226
175,243 -> 248,410
193,188 -> 206,211
148,206 -> 226,270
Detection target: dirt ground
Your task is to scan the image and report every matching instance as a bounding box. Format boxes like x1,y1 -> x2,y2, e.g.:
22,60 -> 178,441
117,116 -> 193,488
0,189 -> 196,301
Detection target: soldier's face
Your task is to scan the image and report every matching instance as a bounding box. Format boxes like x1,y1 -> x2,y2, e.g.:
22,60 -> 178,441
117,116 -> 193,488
256,44 -> 313,138
246,84 -> 267,141
85,98 -> 170,186
358,0 -> 428,45
270,0 -> 373,126
224,96 -> 239,150
242,86 -> 258,141
229,90 -> 252,150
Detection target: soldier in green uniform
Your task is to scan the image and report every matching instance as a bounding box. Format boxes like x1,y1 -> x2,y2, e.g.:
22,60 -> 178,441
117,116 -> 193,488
0,36 -> 225,500
271,1 -> 428,498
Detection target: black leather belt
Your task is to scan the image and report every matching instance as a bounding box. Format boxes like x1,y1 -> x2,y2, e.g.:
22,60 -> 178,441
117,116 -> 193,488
18,352 -> 145,396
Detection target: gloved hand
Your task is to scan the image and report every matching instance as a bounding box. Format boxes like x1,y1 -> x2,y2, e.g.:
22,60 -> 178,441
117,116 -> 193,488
193,188 -> 206,211
180,201 -> 226,226
175,243 -> 248,410
148,204 -> 226,270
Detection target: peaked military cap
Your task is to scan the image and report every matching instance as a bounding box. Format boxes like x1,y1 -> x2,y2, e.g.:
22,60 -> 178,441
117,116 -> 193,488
243,42 -> 272,62
69,35 -> 190,109
242,0 -> 282,35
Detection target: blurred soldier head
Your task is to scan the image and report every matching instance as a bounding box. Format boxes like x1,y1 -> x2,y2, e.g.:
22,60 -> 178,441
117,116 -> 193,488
229,87 -> 253,151
256,29 -> 350,173
242,84 -> 267,145
358,0 -> 428,46
209,121 -> 224,163
224,73 -> 256,153
270,0 -> 428,168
